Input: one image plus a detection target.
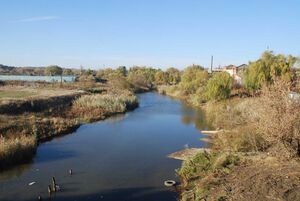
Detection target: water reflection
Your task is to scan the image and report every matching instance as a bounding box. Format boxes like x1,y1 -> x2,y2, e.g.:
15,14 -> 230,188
104,113 -> 128,123
0,163 -> 32,181
180,103 -> 211,131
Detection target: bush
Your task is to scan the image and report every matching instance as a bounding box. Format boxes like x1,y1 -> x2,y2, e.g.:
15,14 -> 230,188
255,80 -> 300,158
177,151 -> 239,186
127,67 -> 157,90
108,75 -> 132,90
180,65 -> 208,95
205,72 -> 233,101
244,51 -> 296,93
205,97 -> 268,152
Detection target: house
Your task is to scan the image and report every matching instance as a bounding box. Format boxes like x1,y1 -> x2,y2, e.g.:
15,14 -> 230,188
223,64 -> 248,84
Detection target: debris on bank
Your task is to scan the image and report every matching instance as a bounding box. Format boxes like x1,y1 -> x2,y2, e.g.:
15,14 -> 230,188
168,148 -> 211,161
201,130 -> 223,135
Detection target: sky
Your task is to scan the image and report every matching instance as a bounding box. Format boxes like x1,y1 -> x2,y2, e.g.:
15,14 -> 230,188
0,0 -> 299,70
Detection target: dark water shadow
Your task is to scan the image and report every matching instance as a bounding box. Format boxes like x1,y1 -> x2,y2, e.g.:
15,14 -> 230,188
0,163 -> 32,181
19,187 -> 178,201
34,145 -> 78,164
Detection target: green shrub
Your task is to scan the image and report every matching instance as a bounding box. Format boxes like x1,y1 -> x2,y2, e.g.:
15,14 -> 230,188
244,51 -> 296,93
178,151 -> 239,184
205,72 -> 233,101
180,65 -> 208,95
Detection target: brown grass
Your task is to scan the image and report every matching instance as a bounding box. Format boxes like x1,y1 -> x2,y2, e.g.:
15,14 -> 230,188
72,91 -> 138,122
256,80 -> 300,158
0,135 -> 37,169
0,84 -> 138,169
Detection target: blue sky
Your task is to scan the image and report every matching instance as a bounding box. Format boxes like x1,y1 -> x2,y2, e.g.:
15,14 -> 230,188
0,0 -> 299,69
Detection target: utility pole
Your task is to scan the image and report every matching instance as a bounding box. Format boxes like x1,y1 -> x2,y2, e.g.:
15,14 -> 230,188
210,55 -> 214,73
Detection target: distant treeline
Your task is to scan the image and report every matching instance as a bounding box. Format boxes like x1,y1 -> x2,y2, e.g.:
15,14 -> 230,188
0,64 -> 80,76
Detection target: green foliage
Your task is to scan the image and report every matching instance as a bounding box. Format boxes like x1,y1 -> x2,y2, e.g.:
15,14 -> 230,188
153,68 -> 181,85
127,66 -> 157,89
96,68 -> 114,80
154,70 -> 168,85
82,69 -> 95,76
96,67 -> 128,83
178,151 -> 240,182
79,69 -> 96,82
180,65 -> 208,94
63,69 -> 74,75
244,51 -> 296,92
45,65 -> 63,76
205,72 -> 233,101
116,66 -> 127,77
166,67 -> 181,84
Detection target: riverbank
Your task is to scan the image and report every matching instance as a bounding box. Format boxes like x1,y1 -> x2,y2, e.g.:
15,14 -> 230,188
158,83 -> 300,201
0,92 -> 203,201
0,84 -> 139,170
157,85 -> 203,108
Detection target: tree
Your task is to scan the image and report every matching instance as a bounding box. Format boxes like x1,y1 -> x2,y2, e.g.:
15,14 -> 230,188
45,65 -> 63,76
205,72 -> 233,101
46,65 -> 63,84
127,66 -> 158,89
116,66 -> 127,77
244,51 -> 297,92
96,68 -> 115,80
166,67 -> 181,85
154,70 -> 168,85
63,69 -> 74,75
180,65 -> 208,94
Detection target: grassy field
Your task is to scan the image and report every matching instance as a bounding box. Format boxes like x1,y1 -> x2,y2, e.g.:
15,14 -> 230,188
0,86 -> 83,101
0,90 -> 37,99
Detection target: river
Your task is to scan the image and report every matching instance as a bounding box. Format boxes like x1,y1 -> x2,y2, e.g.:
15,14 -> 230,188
0,92 -> 210,201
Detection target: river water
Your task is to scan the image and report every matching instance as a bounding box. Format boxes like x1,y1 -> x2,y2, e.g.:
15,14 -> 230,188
0,92 -> 210,201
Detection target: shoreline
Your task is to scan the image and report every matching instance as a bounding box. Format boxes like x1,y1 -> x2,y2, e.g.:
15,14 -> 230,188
0,88 -> 139,170
157,85 -> 300,201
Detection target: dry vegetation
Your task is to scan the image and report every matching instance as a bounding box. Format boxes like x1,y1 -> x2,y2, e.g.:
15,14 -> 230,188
207,80 -> 300,157
72,91 -> 138,122
178,80 -> 300,201
0,135 -> 37,169
0,83 -> 139,170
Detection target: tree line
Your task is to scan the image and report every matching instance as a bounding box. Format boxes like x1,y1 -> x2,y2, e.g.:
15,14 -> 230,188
45,51 -> 299,101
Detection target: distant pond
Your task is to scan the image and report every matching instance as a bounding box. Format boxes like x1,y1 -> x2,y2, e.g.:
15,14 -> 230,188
0,75 -> 77,82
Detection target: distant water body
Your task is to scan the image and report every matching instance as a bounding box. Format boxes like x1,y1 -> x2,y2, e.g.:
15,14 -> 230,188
0,75 -> 76,82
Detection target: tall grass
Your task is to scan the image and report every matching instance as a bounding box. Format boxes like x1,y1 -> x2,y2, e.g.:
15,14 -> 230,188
73,93 -> 138,113
0,135 -> 37,169
72,92 -> 138,122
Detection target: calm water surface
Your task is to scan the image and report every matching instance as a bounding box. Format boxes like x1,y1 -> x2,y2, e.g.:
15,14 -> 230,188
0,93 -> 210,201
